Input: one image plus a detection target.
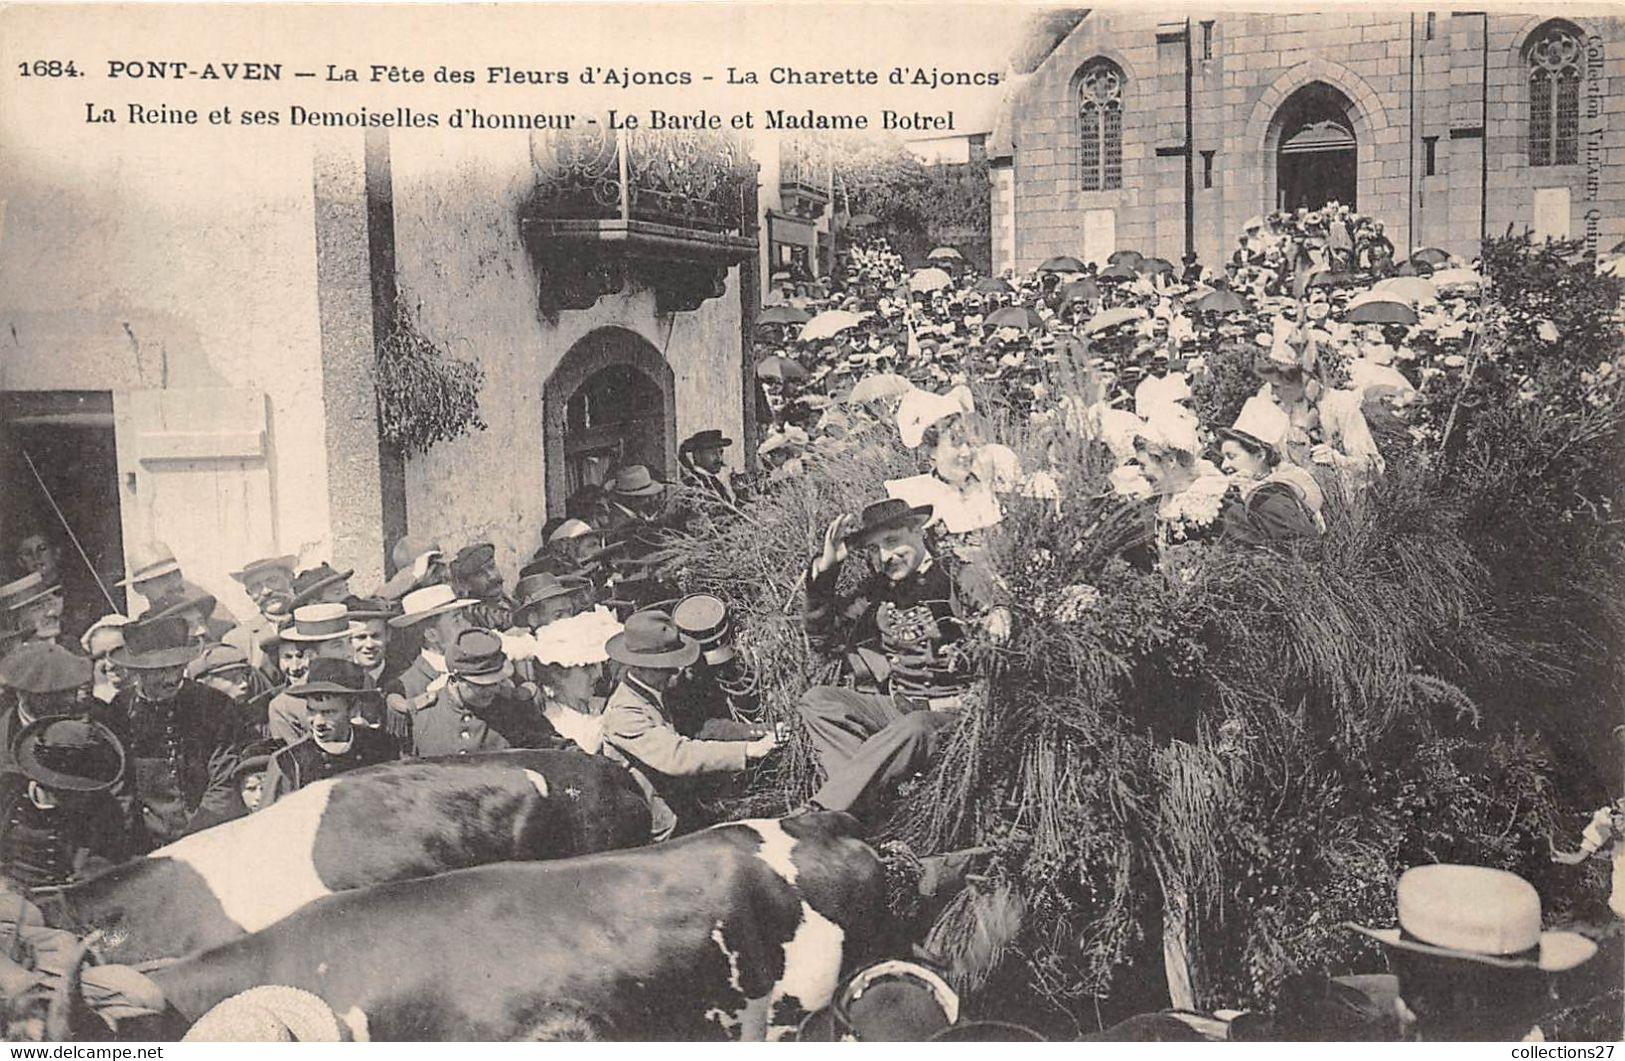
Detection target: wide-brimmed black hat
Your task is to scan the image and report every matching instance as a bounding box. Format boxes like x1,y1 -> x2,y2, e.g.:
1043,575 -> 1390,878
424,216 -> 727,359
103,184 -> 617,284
680,430 -> 734,453
852,499 -> 933,544
0,641 -> 91,694
146,585 -> 219,627
290,563 -> 354,607
13,716 -> 126,793
286,657 -> 378,699
445,629 -> 513,685
110,615 -> 203,670
605,609 -> 699,670
343,595 -> 397,622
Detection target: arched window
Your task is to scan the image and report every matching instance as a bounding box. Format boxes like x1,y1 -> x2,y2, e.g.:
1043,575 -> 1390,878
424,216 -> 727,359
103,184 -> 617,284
1527,22 -> 1582,167
1077,59 -> 1125,191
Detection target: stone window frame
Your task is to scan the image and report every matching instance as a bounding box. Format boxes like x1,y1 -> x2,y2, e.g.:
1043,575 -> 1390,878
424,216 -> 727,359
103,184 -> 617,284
1075,58 -> 1126,193
1523,20 -> 1585,168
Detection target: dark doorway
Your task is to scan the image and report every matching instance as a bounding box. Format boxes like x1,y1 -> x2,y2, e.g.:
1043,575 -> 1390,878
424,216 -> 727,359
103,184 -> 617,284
0,391 -> 127,615
1274,83 -> 1358,213
563,364 -> 666,495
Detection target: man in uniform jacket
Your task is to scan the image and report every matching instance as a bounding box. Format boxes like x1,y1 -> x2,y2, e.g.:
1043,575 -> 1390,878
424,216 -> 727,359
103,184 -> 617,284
410,629 -> 560,758
795,498 -> 1005,822
261,658 -> 396,805
0,716 -> 135,888
600,610 -> 776,841
97,615 -> 246,848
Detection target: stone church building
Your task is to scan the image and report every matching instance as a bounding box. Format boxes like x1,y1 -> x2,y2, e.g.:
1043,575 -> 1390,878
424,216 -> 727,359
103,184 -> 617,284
989,11 -> 1624,274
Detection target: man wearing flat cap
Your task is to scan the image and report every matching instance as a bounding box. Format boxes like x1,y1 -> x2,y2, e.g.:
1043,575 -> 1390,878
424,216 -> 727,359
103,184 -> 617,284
262,658 -> 397,805
600,610 -> 777,841
410,629 -> 558,758
0,641 -> 93,780
97,615 -> 247,847
794,497 -> 1007,823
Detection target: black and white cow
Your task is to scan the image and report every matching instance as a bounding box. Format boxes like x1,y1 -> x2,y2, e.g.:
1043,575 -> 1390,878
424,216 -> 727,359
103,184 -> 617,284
54,811 -> 885,1041
34,749 -> 650,963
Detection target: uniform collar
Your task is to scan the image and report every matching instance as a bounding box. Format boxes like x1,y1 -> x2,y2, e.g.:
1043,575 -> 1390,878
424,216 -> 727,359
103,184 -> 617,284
622,673 -> 665,707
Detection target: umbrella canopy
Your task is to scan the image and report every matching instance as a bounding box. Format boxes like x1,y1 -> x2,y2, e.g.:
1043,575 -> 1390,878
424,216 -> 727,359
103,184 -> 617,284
1084,306 -> 1149,335
758,305 -> 810,325
1108,250 -> 1144,268
847,373 -> 914,404
1193,287 -> 1250,315
800,310 -> 866,341
1038,255 -> 1087,273
972,277 -> 1014,295
1139,257 -> 1175,276
1059,278 -> 1102,303
1345,292 -> 1418,325
1097,263 -> 1137,282
927,246 -> 963,261
909,267 -> 953,294
1429,268 -> 1483,291
847,213 -> 879,228
755,355 -> 808,381
1396,259 -> 1435,277
983,306 -> 1046,331
1374,276 -> 1438,303
1411,247 -> 1451,267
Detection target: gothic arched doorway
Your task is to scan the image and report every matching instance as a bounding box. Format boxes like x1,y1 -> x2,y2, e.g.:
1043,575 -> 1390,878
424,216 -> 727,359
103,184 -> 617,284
542,327 -> 675,514
1272,82 -> 1358,213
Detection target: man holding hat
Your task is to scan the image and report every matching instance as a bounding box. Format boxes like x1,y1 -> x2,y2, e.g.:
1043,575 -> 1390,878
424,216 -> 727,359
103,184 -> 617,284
382,584 -> 477,745
0,715 -> 135,887
265,604 -> 365,745
411,629 -> 558,758
262,658 -> 397,805
794,498 -> 1004,822
99,615 -> 247,846
600,610 -> 777,841
0,641 -> 93,779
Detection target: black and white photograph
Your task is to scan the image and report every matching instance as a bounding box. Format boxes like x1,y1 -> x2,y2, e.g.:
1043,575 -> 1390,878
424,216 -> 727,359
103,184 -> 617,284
0,0 -> 1621,1043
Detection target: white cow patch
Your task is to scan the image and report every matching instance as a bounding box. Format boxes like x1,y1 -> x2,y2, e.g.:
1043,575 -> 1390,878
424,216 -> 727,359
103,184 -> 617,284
340,1006 -> 370,1043
765,901 -> 845,1040
521,769 -> 550,800
743,819 -> 798,885
711,923 -> 744,993
156,778 -> 337,934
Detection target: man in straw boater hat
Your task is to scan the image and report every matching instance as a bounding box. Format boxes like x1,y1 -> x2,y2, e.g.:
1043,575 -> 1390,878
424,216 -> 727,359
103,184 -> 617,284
222,553 -> 298,690
794,497 -> 1006,824
0,714 -> 136,887
99,614 -> 247,846
261,658 -> 397,806
599,609 -> 777,841
0,573 -> 67,650
410,629 -> 558,759
382,583 -> 478,745
116,540 -> 237,629
264,603 -> 366,746
1343,863 -> 1599,1041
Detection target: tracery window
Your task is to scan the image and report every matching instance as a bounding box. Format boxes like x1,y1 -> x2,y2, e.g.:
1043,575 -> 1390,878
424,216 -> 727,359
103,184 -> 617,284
1078,60 -> 1125,191
1527,23 -> 1582,167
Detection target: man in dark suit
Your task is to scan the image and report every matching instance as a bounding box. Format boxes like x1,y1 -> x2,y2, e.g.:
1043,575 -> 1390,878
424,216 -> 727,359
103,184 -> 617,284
261,658 -> 396,805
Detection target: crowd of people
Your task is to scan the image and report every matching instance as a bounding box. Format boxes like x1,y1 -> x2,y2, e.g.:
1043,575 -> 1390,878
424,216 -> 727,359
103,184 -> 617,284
0,199 -> 1616,1041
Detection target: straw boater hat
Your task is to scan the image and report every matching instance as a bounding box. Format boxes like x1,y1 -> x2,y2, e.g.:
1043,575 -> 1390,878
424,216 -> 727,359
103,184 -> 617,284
605,610 -> 699,670
116,541 -> 182,589
673,594 -> 736,666
389,584 -> 477,629
278,603 -> 364,643
1345,864 -> 1597,972
12,716 -> 126,793
109,615 -> 203,670
547,519 -> 598,545
1217,393 -> 1292,456
182,985 -> 350,1043
0,573 -> 60,614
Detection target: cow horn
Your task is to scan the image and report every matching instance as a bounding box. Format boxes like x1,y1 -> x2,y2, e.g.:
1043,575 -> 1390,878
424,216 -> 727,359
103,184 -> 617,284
45,943 -> 108,1042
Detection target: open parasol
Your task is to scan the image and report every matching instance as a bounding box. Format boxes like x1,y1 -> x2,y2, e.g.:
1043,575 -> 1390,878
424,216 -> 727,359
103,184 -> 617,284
1345,291 -> 1419,325
1139,257 -> 1175,277
1038,255 -> 1088,273
1097,263 -> 1137,282
1374,276 -> 1437,304
1084,306 -> 1149,334
983,306 -> 1046,331
800,310 -> 866,342
1411,247 -> 1451,267
1395,259 -> 1435,278
927,246 -> 963,262
847,373 -> 914,404
755,355 -> 808,381
1193,287 -> 1250,315
1429,268 -> 1483,292
1108,249 -> 1144,268
1059,278 -> 1102,303
972,277 -> 1014,295
909,267 -> 953,294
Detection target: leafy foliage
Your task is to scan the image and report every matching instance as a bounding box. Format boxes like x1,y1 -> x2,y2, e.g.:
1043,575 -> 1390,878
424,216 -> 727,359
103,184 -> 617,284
375,301 -> 487,457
